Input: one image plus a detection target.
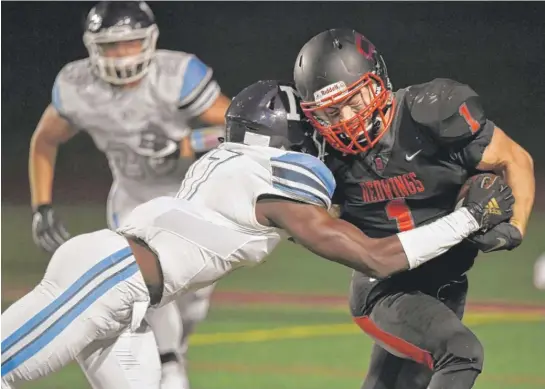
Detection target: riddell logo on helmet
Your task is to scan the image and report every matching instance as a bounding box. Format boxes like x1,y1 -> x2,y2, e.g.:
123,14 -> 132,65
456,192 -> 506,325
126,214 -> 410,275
313,81 -> 347,101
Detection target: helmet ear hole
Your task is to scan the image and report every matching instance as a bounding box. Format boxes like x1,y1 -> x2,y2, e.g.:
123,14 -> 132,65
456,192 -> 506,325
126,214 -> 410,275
267,96 -> 276,111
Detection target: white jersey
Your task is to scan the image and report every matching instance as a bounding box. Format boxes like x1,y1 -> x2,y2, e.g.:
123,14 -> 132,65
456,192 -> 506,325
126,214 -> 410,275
53,50 -> 222,202
117,142 -> 336,303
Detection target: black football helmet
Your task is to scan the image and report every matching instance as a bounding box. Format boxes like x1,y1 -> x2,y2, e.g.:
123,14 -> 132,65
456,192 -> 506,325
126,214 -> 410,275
83,1 -> 159,85
294,29 -> 394,155
225,80 -> 322,156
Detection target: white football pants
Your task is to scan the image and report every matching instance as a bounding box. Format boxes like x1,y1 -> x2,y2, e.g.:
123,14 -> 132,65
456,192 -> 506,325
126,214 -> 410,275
1,229 -> 160,389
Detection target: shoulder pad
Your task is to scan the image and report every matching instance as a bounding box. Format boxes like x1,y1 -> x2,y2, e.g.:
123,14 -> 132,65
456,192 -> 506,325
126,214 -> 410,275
405,78 -> 487,145
56,59 -> 95,86
153,50 -> 219,116
270,152 -> 336,208
52,59 -> 94,118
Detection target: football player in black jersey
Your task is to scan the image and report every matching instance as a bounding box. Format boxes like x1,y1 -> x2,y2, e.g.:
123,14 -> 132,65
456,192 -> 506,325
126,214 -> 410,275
294,29 -> 535,389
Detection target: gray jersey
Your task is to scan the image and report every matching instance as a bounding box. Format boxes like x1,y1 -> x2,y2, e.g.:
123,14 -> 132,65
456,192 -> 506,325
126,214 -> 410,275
52,50 -> 221,203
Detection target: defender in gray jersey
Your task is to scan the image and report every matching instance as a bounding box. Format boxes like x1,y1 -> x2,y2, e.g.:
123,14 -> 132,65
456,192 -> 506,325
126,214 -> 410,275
27,2 -> 230,388
3,79 -> 512,389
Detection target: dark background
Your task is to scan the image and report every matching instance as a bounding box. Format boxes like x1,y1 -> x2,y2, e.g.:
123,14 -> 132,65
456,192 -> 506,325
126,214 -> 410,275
2,1 -> 544,206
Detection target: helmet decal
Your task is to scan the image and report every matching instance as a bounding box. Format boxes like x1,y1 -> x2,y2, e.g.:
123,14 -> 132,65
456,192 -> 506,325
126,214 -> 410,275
356,34 -> 375,60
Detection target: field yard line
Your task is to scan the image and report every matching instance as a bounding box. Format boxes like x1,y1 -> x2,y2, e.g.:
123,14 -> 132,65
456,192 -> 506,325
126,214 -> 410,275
191,323 -> 356,345
190,311 -> 543,346
3,285 -> 545,313
188,361 -> 545,386
212,290 -> 545,313
210,301 -> 545,316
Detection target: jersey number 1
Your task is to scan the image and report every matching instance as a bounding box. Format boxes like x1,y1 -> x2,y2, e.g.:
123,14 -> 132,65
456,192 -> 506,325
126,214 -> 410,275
386,199 -> 415,232
459,103 -> 481,133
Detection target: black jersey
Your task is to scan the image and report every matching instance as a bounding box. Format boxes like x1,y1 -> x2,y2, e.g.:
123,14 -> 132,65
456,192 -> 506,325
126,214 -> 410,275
327,78 -> 495,284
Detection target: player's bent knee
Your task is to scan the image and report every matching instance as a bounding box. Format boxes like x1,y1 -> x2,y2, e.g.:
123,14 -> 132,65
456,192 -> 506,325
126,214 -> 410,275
437,329 -> 484,373
183,294 -> 211,324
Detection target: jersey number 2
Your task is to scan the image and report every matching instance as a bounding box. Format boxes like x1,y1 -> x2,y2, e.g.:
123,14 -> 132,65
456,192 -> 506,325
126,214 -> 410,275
386,199 -> 415,232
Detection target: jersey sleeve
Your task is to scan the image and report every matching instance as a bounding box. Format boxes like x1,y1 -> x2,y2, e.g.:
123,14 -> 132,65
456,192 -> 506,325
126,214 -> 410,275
51,66 -> 74,121
408,78 -> 495,169
177,54 -> 221,117
270,152 -> 336,209
448,118 -> 495,170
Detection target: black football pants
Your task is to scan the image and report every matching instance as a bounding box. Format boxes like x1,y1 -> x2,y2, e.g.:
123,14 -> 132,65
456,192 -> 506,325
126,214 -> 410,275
350,272 -> 483,389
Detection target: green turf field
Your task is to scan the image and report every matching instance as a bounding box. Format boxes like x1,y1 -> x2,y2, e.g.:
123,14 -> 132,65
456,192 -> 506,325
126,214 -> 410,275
2,204 -> 545,389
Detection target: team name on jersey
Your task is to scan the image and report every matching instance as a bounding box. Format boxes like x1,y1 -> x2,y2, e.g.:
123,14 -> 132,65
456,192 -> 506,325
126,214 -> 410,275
360,172 -> 425,204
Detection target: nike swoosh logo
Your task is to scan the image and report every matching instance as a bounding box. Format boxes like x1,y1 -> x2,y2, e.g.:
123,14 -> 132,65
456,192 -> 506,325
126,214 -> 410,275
405,149 -> 422,162
486,237 -> 507,252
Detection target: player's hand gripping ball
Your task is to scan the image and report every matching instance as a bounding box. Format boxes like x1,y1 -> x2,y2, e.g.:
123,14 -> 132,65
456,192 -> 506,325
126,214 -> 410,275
455,173 -> 514,231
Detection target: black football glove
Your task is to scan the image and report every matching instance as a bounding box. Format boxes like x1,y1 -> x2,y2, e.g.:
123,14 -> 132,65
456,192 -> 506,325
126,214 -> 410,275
32,204 -> 70,253
468,222 -> 522,253
462,175 -> 514,232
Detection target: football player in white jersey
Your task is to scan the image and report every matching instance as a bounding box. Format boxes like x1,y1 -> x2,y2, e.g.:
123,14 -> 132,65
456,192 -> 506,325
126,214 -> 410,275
5,80 -> 514,389
27,2 -> 230,388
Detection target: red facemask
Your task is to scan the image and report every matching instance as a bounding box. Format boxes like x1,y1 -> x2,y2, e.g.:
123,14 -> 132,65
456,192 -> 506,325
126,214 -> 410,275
301,72 -> 395,155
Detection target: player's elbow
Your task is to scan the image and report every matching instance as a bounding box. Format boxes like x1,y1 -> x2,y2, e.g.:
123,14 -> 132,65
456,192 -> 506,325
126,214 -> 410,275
359,240 -> 408,279
31,128 -> 57,152
30,129 -> 46,151
356,249 -> 399,279
364,257 -> 400,279
519,147 -> 534,172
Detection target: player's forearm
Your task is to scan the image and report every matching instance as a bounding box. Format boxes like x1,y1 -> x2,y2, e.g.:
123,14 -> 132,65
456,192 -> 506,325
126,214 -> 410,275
501,150 -> 534,236
321,207 -> 482,278
29,134 -> 58,208
301,219 -> 410,279
396,207 -> 480,269
199,94 -> 230,125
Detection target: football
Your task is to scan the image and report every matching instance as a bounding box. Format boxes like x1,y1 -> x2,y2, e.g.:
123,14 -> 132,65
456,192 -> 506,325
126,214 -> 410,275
455,172 -> 500,210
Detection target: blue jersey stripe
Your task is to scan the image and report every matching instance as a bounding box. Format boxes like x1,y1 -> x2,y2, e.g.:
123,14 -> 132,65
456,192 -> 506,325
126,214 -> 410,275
52,80 -> 62,113
1,261 -> 138,377
1,247 -> 132,353
272,182 -> 328,208
271,165 -> 330,199
179,56 -> 210,102
270,153 -> 335,198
